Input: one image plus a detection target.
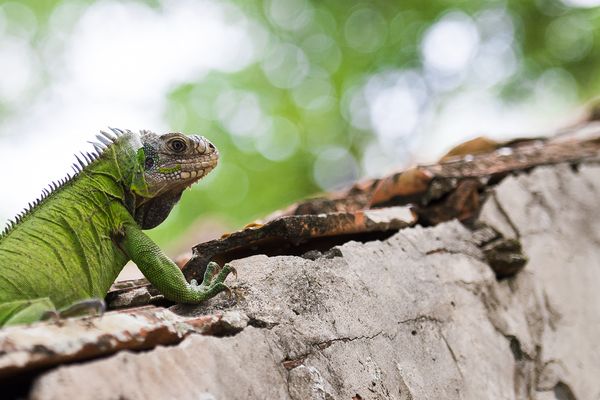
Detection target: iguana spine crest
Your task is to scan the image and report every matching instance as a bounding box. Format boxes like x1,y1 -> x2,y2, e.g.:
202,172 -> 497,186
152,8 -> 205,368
0,127 -> 125,239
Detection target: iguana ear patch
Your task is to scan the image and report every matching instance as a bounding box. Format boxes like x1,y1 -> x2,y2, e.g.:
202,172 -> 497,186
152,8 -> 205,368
141,144 -> 158,171
145,157 -> 154,170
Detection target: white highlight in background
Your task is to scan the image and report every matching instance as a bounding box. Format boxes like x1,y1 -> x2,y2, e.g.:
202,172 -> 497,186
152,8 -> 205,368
0,0 -> 260,224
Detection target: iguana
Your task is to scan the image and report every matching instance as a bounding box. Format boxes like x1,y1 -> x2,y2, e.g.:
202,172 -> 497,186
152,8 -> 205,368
0,128 -> 234,327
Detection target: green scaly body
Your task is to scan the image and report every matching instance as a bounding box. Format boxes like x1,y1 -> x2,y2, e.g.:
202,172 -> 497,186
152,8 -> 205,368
0,128 -> 233,326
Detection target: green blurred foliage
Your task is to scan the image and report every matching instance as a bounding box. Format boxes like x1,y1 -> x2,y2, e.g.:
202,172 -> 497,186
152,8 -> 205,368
162,0 -> 600,246
2,0 -> 600,248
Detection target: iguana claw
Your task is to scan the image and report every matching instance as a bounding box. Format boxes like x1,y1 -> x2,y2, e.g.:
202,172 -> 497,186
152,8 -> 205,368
221,284 -> 234,300
229,265 -> 238,280
188,262 -> 236,301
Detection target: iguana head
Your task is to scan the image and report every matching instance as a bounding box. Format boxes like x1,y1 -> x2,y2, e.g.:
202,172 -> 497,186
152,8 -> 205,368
130,131 -> 219,229
137,131 -> 218,194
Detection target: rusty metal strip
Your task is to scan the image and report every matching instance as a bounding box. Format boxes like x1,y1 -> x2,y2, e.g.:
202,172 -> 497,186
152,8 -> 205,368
182,206 -> 416,281
278,137 -> 600,214
426,138 -> 600,178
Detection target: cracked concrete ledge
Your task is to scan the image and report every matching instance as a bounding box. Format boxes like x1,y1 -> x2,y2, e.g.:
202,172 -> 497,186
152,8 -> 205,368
0,307 -> 248,378
23,163 -> 600,400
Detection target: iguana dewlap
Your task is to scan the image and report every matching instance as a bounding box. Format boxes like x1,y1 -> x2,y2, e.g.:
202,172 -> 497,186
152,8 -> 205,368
0,128 -> 234,326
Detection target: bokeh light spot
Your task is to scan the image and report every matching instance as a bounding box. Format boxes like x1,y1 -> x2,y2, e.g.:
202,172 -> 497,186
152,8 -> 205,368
0,37 -> 37,103
256,116 -> 300,161
534,68 -> 578,110
261,42 -> 310,89
302,33 -> 342,73
190,86 -> 219,122
266,0 -> 313,31
471,8 -> 517,86
313,146 -> 359,190
364,70 -> 427,142
546,14 -> 593,62
205,163 -> 250,207
0,2 -> 37,39
66,0 -> 257,100
344,7 -> 388,53
561,0 -> 600,7
216,90 -> 265,138
421,12 -> 480,75
292,74 -> 335,112
342,84 -> 370,130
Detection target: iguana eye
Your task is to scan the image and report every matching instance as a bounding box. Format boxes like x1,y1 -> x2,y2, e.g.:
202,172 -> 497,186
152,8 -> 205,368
145,157 -> 154,170
170,139 -> 186,153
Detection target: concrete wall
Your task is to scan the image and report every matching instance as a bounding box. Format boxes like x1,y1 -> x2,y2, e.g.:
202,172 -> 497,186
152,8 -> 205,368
30,164 -> 600,400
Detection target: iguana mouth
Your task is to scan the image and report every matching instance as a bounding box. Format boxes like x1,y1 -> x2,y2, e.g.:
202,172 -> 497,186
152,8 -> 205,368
178,154 -> 219,180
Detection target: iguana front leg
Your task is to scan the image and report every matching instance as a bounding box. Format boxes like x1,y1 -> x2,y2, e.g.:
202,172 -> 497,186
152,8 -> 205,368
117,223 -> 233,303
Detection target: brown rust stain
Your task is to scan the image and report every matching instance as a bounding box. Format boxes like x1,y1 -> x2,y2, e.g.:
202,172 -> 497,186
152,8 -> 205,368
282,136 -> 600,213
369,167 -> 434,207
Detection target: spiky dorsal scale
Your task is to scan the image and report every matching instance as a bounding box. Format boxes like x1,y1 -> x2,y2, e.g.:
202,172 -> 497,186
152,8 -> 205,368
0,127 -> 129,240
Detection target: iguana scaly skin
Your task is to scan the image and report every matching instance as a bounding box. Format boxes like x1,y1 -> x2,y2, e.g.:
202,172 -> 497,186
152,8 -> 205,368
0,128 -> 234,326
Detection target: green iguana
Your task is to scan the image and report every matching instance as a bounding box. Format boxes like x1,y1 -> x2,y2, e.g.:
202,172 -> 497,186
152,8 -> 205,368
0,128 -> 234,327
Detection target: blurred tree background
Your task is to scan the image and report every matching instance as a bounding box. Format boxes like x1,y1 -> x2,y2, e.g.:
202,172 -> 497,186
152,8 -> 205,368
0,0 -> 599,251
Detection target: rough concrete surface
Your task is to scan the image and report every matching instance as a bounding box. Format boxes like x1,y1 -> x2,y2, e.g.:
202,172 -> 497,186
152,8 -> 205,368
29,164 -> 600,399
